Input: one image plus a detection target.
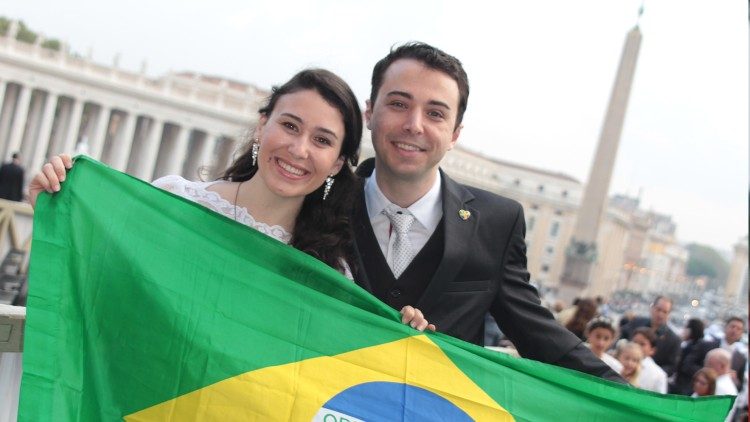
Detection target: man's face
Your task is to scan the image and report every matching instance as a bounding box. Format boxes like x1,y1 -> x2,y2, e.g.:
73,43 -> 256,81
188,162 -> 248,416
724,320 -> 745,344
650,298 -> 671,327
366,59 -> 462,187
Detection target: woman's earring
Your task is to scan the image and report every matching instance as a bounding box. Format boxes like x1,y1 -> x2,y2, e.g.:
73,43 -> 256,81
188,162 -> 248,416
323,175 -> 334,201
251,140 -> 259,167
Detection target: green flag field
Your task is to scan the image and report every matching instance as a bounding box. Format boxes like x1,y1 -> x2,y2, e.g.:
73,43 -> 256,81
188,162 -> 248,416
19,157 -> 733,421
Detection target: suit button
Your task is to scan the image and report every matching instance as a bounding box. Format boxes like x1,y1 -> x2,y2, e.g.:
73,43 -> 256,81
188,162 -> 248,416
389,288 -> 402,298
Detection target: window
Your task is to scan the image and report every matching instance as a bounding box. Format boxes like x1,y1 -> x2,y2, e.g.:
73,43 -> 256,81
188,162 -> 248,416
549,221 -> 560,237
514,178 -> 521,186
554,210 -> 563,216
541,264 -> 550,273
537,185 -> 544,193
562,190 -> 569,198
545,246 -> 554,255
527,216 -> 536,231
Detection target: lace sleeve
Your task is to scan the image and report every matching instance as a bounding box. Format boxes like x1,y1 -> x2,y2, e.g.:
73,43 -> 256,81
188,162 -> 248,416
340,258 -> 354,281
151,175 -> 188,195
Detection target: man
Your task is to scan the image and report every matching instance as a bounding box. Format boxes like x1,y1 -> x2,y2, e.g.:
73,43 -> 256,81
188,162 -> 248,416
705,348 -> 739,396
351,42 -> 622,382
709,316 -> 747,390
620,296 -> 681,376
0,153 -> 25,201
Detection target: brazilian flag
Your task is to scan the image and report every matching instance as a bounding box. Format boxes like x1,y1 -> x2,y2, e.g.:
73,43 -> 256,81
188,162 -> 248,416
20,157 -> 732,421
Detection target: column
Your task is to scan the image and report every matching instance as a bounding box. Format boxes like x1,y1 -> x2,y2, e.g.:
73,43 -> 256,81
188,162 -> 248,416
89,105 -> 111,161
20,91 -> 44,166
61,99 -> 84,154
5,84 -> 32,161
110,112 -> 137,172
161,125 -> 190,178
0,81 -> 12,158
197,132 -> 216,170
28,92 -> 59,175
132,117 -> 163,181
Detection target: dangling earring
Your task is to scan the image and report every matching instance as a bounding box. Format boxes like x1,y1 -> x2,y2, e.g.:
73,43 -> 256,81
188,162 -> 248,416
323,175 -> 334,201
251,139 -> 259,167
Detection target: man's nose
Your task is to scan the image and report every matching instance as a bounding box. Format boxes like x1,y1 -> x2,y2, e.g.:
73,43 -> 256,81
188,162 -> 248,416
403,110 -> 424,135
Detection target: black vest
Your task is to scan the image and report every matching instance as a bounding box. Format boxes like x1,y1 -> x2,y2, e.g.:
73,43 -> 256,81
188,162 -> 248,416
353,192 -> 444,310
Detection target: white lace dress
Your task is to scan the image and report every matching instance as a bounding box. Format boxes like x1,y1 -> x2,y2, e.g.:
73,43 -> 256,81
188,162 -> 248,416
152,175 -> 352,279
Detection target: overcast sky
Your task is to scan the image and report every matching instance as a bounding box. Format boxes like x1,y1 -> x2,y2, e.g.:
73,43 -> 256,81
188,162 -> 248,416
3,0 -> 748,252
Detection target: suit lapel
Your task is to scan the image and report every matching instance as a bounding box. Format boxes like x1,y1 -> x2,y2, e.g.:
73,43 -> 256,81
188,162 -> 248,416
351,179 -> 374,293
417,171 -> 477,308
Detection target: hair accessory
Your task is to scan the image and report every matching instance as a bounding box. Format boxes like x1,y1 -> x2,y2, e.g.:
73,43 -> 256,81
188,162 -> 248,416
323,175 -> 334,200
251,139 -> 259,167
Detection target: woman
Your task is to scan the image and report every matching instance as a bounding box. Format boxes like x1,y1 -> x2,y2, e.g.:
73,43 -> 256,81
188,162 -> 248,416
668,318 -> 712,395
565,298 -> 598,340
691,368 -> 718,397
30,69 -> 433,331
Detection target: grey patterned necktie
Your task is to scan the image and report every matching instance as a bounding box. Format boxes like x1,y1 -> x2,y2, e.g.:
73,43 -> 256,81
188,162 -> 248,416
383,206 -> 416,278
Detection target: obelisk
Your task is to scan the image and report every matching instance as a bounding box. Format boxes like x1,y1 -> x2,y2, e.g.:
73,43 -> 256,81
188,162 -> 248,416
559,22 -> 642,303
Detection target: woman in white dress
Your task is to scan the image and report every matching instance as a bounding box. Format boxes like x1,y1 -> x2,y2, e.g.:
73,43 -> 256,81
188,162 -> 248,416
29,69 -> 434,330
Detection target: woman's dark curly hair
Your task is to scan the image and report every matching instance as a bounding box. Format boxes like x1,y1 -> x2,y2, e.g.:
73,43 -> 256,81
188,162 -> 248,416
222,69 -> 362,274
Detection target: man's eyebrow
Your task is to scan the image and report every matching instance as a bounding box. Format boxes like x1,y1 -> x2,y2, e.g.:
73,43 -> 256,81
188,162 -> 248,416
385,91 -> 451,110
279,112 -> 339,139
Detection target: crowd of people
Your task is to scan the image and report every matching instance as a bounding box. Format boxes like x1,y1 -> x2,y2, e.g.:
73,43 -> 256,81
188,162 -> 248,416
564,295 -> 746,417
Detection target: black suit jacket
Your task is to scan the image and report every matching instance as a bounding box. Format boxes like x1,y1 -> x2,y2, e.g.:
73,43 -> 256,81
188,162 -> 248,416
352,160 -> 624,383
0,161 -> 24,201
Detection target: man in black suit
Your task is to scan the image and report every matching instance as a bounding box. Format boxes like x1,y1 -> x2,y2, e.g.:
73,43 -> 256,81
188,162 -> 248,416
619,296 -> 681,376
708,316 -> 748,390
0,152 -> 25,201
351,42 -> 623,382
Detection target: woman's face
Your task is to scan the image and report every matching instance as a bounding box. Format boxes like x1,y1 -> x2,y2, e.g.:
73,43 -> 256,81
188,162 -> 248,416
619,349 -> 641,377
255,89 -> 345,200
693,374 -> 710,396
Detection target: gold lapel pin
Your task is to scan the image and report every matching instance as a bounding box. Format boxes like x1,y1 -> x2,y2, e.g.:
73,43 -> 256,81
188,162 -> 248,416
458,209 -> 471,220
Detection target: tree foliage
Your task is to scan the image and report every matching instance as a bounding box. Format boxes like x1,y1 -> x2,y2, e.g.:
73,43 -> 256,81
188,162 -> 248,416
686,243 -> 729,288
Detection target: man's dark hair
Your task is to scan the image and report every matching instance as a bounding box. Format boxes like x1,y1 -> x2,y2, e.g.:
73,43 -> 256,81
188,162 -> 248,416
726,316 -> 745,327
370,42 -> 469,129
651,295 -> 673,308
632,327 -> 658,347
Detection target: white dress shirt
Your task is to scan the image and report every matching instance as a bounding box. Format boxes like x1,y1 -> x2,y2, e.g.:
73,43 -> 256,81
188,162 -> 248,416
637,356 -> 668,393
364,169 -> 443,274
715,373 -> 739,396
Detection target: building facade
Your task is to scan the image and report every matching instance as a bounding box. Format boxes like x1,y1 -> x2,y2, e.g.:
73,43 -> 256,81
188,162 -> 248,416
0,21 -> 267,184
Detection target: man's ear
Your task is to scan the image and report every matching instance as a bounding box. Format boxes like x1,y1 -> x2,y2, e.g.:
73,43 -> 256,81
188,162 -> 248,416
364,100 -> 373,131
448,123 -> 463,150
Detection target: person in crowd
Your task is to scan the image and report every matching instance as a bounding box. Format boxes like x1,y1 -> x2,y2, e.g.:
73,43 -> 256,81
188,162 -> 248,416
620,295 -> 680,376
631,327 -> 668,393
0,152 -> 25,201
350,42 -> 624,383
708,316 -> 747,390
617,341 -> 643,387
704,348 -> 739,396
691,367 -> 717,397
669,318 -> 713,395
565,298 -> 598,340
28,69 -> 433,331
584,316 -> 622,373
